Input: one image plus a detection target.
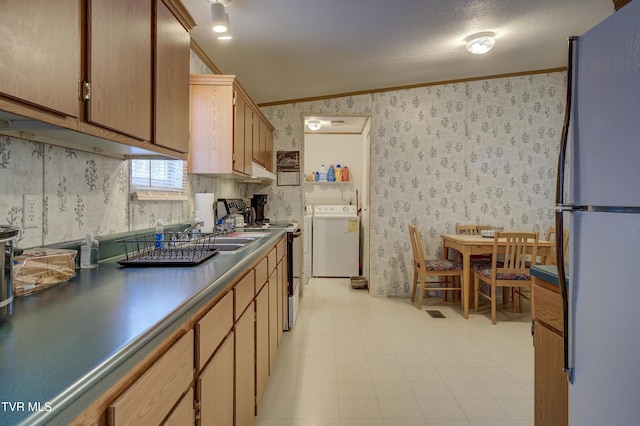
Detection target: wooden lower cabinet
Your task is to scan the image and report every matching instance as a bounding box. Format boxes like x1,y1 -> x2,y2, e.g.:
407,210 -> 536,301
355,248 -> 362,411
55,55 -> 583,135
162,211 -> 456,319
533,277 -> 568,426
163,387 -> 194,426
256,285 -> 269,414
107,330 -> 194,425
268,275 -> 278,373
197,331 -> 234,426
74,237 -> 288,426
235,303 -> 256,426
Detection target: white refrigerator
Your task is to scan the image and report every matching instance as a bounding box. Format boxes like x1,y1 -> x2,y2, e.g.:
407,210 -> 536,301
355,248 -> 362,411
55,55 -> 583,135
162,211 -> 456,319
556,2 -> 640,424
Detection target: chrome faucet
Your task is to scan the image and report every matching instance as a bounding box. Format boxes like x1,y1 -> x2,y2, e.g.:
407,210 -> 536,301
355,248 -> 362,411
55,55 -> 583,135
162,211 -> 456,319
182,220 -> 205,234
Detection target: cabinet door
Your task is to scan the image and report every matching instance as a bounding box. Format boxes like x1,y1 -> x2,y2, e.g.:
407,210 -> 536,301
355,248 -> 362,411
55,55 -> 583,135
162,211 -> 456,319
235,304 -> 255,426
162,387 -> 193,426
189,77 -> 235,174
265,126 -> 274,171
107,329 -> 194,425
88,0 -> 152,141
277,261 -> 286,344
155,0 -> 190,153
195,290 -> 233,370
256,286 -> 269,414
259,121 -> 268,168
534,322 -> 568,425
0,0 -> 80,117
243,97 -> 255,172
268,274 -> 278,372
197,331 -> 234,426
233,92 -> 246,174
252,110 -> 263,166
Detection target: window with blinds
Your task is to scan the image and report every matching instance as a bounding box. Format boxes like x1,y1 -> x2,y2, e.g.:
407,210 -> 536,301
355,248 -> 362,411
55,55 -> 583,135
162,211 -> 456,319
130,160 -> 187,198
131,159 -> 184,190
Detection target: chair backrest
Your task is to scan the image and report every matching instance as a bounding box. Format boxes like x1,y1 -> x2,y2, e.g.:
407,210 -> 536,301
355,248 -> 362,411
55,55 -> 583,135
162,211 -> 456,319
492,231 -> 539,274
544,227 -> 570,265
408,225 -> 425,267
456,224 -> 492,235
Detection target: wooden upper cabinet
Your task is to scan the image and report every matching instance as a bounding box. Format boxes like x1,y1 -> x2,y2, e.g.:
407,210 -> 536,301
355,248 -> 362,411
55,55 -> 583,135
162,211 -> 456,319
234,92 -> 254,175
88,0 -> 152,141
265,125 -> 274,172
154,0 -> 192,153
190,74 -> 274,176
0,0 -> 80,117
190,75 -> 237,175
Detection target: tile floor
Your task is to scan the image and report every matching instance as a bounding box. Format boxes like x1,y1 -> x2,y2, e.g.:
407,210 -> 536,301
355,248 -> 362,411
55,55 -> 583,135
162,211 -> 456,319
255,278 -> 535,426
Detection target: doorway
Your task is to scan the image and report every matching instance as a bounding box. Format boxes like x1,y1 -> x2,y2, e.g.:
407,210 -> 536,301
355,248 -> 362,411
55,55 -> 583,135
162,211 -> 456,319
302,115 -> 371,283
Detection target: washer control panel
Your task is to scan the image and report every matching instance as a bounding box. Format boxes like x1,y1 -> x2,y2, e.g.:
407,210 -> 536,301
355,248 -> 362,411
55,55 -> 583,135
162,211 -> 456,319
313,204 -> 357,215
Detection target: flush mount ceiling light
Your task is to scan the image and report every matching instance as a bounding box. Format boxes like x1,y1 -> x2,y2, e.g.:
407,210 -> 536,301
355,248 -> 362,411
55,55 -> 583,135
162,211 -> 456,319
465,32 -> 496,55
211,1 -> 228,33
306,120 -> 322,131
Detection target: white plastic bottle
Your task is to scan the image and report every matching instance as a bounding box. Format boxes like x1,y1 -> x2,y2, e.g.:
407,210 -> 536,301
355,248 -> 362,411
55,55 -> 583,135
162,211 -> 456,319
319,164 -> 327,181
192,211 -> 202,239
80,232 -> 99,268
155,219 -> 164,249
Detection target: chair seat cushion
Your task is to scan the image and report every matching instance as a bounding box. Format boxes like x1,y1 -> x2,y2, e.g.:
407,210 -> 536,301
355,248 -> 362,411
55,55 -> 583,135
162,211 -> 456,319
470,260 -> 493,270
476,267 -> 530,280
423,259 -> 462,271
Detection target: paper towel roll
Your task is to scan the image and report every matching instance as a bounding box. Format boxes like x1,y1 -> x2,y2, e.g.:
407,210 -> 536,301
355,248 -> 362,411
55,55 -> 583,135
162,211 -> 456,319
195,193 -> 216,233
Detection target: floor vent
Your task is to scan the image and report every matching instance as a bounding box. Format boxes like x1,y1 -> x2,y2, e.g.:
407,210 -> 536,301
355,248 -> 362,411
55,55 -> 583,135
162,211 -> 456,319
426,310 -> 446,318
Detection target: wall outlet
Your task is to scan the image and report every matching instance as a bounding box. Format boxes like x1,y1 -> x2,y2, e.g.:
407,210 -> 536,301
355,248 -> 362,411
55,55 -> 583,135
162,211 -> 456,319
23,194 -> 38,229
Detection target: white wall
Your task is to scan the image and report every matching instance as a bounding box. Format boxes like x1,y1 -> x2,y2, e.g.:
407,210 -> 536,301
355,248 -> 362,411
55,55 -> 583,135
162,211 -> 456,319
304,133 -> 362,205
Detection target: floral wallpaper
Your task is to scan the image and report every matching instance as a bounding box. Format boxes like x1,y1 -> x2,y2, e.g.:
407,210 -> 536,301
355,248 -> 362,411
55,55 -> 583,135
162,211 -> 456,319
262,72 -> 566,297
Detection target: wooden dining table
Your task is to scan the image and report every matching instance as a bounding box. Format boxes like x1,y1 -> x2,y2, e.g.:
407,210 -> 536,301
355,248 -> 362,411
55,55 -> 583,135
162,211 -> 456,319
441,234 -> 555,319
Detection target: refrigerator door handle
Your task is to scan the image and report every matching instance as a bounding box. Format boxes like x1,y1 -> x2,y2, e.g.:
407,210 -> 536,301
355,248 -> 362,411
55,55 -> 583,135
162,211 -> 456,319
556,36 -> 578,385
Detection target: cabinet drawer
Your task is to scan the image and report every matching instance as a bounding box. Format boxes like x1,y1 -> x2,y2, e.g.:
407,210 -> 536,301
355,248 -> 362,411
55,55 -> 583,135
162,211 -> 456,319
256,256 -> 268,292
108,329 -> 194,425
267,247 -> 277,277
276,238 -> 286,261
533,283 -> 563,332
234,270 -> 255,321
196,290 -> 233,370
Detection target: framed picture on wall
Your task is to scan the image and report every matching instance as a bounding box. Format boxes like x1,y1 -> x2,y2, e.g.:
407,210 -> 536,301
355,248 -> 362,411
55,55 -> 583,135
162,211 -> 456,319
277,151 -> 300,186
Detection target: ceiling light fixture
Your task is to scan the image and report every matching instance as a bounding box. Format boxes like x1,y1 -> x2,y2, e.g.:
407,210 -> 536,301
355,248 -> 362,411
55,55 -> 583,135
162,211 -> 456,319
306,120 -> 322,131
218,14 -> 232,40
211,1 -> 228,33
465,32 -> 496,55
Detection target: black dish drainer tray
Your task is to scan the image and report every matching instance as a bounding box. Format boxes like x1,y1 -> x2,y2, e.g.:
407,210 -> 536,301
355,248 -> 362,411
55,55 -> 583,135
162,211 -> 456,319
117,233 -> 219,267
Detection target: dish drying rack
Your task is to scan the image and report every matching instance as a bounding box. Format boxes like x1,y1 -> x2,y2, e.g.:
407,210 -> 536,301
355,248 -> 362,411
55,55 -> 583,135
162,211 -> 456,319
117,232 -> 220,267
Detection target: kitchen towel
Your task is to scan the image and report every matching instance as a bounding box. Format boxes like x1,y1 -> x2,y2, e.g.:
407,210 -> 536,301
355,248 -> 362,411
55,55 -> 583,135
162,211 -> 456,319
195,193 -> 216,233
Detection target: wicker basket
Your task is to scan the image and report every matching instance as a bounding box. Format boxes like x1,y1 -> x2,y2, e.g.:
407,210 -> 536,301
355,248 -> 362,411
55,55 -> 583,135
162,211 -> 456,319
13,248 -> 77,296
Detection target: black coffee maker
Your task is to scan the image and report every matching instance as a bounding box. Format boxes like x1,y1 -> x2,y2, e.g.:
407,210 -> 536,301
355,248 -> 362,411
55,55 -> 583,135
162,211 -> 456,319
250,194 -> 268,223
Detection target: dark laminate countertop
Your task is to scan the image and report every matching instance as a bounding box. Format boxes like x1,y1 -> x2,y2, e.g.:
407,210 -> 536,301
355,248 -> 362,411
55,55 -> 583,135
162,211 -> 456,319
531,264 -> 569,287
0,229 -> 285,426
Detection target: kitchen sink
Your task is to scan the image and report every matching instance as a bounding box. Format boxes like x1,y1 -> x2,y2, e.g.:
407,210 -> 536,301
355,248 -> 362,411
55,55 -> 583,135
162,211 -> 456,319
203,236 -> 259,253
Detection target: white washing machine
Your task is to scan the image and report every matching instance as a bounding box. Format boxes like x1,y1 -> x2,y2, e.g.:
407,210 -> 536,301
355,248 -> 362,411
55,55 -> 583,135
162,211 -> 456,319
312,204 -> 360,277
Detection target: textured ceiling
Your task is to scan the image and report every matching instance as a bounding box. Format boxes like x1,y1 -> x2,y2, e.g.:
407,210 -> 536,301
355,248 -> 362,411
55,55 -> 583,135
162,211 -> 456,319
182,0 -> 614,105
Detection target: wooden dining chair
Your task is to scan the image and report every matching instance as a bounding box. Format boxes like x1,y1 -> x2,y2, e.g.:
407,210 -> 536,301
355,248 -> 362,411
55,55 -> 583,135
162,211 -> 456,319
455,223 -> 492,235
544,227 -> 570,265
473,231 -> 539,324
408,225 -> 463,309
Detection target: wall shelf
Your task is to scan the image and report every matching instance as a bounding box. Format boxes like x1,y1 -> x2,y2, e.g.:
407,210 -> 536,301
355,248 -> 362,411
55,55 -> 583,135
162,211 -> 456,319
305,181 -> 351,185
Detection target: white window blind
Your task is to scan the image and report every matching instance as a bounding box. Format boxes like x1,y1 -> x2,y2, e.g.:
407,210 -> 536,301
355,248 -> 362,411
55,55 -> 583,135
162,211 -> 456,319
131,159 -> 186,191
